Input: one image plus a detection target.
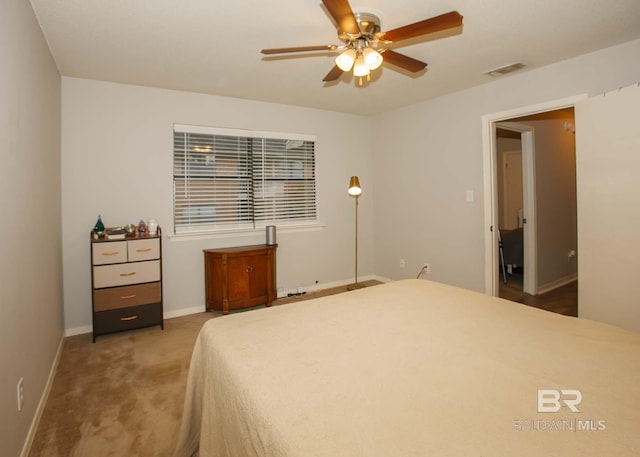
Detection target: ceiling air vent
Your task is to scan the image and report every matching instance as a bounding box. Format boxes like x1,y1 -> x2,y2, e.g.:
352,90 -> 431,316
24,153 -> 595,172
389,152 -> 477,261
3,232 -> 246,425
484,62 -> 527,77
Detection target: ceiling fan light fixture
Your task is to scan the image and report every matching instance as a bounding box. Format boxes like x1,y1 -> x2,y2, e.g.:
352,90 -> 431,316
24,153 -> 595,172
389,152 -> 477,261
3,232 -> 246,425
363,47 -> 383,70
262,2 -> 463,85
336,49 -> 356,71
353,53 -> 370,77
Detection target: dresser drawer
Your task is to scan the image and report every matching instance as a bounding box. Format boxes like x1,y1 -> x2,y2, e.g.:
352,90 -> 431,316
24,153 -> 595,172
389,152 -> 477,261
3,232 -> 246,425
93,282 -> 161,312
128,238 -> 160,262
93,303 -> 163,336
93,260 -> 161,288
92,241 -> 127,265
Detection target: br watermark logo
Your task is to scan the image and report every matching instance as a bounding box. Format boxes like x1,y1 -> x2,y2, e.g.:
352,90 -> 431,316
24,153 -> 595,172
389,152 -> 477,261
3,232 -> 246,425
513,389 -> 607,432
537,389 -> 582,412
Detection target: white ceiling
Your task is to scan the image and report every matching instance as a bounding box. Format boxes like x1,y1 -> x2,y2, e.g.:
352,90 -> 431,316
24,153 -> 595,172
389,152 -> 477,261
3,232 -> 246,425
30,0 -> 640,116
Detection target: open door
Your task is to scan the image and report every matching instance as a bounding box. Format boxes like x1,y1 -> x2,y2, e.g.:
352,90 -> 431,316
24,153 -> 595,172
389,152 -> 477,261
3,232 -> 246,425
501,149 -> 523,231
496,122 -> 536,295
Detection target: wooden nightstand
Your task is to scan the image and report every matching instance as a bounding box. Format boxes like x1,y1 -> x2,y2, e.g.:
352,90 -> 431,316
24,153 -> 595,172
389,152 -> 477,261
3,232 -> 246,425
203,244 -> 277,314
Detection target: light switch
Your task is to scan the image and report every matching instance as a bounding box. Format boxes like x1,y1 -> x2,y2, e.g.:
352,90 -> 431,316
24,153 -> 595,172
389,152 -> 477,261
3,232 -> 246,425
466,190 -> 474,202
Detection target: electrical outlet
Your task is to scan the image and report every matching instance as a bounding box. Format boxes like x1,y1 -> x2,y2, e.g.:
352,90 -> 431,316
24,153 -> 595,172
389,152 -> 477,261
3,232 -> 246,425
399,259 -> 405,269
17,378 -> 24,411
423,263 -> 431,274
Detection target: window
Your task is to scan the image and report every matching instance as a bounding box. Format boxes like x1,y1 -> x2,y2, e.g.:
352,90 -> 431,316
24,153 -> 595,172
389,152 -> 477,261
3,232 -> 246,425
173,124 -> 317,234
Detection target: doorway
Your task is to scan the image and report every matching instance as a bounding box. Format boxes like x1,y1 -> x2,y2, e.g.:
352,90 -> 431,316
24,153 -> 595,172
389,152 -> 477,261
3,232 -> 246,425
495,122 -> 536,295
482,96 -> 581,314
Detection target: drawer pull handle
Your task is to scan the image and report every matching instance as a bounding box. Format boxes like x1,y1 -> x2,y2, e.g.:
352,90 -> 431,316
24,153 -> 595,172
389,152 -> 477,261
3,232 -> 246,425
120,294 -> 137,300
120,272 -> 137,277
120,315 -> 138,321
246,266 -> 253,273
101,252 -> 121,256
136,248 -> 152,252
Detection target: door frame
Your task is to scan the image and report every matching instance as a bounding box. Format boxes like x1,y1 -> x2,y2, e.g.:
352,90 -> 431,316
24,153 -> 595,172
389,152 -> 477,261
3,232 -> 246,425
481,94 -> 586,296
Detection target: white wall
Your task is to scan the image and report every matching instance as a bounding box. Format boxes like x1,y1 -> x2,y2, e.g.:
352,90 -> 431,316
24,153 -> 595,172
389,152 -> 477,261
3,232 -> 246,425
0,1 -> 63,455
61,79 -> 374,333
576,84 -> 640,333
371,39 -> 640,298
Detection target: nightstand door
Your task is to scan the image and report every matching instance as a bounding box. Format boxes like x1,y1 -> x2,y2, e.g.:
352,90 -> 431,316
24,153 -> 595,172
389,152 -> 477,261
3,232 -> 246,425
247,253 -> 268,299
227,256 -> 252,301
227,253 -> 268,303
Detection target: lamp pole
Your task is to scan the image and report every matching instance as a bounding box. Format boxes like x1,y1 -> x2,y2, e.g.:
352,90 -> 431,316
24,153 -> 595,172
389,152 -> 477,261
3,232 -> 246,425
353,193 -> 359,288
347,176 -> 364,290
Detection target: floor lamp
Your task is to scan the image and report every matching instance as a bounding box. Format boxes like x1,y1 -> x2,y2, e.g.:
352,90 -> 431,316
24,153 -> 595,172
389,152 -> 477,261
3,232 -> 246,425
347,176 -> 365,290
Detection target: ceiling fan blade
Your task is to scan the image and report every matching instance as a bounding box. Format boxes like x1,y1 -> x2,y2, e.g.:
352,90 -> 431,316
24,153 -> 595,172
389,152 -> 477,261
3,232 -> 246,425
323,65 -> 344,82
383,11 -> 463,42
321,0 -> 360,35
261,45 -> 338,55
380,49 -> 427,72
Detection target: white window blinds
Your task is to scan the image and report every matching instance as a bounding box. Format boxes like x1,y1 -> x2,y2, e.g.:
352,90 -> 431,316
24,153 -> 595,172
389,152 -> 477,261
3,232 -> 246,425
173,125 -> 317,234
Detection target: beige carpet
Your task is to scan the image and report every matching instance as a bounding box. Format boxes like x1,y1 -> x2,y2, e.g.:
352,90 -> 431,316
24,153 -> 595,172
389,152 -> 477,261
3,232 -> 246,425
28,280 -> 381,457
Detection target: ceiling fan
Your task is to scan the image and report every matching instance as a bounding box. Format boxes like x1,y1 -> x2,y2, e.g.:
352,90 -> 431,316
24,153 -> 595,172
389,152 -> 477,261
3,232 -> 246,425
261,0 -> 463,85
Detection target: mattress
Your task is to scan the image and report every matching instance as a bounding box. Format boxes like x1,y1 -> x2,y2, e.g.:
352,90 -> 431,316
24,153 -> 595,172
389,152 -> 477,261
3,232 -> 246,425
173,279 -> 640,456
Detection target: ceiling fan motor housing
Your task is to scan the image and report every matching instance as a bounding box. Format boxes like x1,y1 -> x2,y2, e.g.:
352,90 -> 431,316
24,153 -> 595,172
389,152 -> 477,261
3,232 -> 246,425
339,12 -> 381,44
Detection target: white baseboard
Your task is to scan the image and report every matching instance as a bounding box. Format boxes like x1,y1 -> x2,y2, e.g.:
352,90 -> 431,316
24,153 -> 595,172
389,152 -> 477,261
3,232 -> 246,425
157,277 -> 391,319
64,276 -> 396,334
537,273 -> 578,295
278,274 -> 390,298
371,275 -> 393,284
65,325 -> 92,337
164,305 -> 206,319
20,335 -> 65,457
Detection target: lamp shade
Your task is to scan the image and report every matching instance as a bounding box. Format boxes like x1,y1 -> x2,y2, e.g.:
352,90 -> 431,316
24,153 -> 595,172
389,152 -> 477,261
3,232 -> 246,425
348,176 -> 362,196
352,53 -> 370,77
335,49 -> 356,71
363,47 -> 383,70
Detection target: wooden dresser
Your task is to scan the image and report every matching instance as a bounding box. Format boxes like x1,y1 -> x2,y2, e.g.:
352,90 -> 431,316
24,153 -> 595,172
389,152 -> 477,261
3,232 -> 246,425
203,244 -> 277,314
90,228 -> 163,341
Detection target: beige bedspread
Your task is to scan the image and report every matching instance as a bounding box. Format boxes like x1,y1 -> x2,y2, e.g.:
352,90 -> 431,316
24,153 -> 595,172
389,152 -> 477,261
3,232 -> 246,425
173,279 -> 640,457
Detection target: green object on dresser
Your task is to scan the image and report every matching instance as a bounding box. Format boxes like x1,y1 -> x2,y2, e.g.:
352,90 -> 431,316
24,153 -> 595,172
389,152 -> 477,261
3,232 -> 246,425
94,214 -> 105,235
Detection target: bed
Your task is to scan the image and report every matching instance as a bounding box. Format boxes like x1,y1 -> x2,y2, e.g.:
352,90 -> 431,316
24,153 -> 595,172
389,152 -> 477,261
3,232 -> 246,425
173,279 -> 640,457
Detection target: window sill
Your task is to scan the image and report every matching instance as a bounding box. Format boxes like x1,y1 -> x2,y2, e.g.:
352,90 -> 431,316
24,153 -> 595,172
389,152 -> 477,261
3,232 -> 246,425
167,223 -> 326,242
